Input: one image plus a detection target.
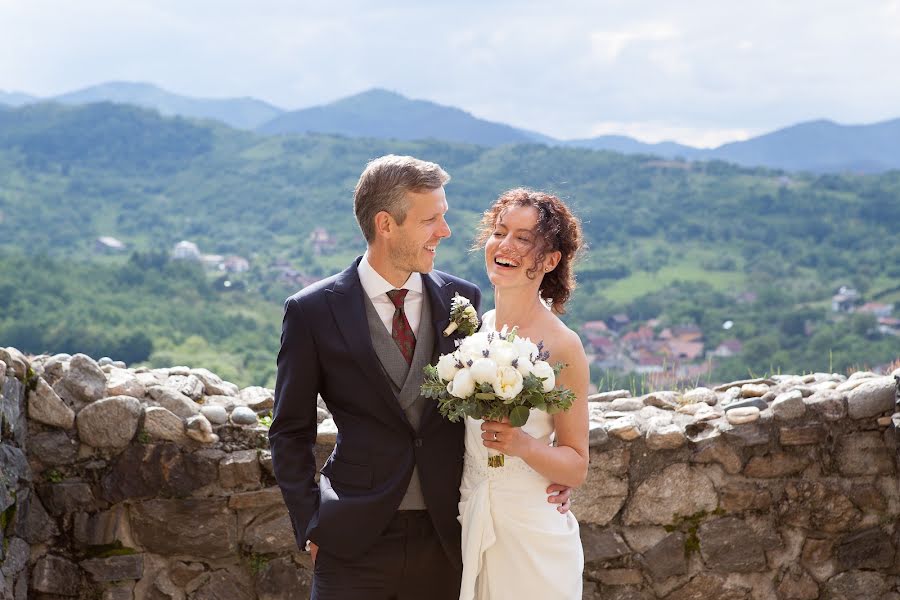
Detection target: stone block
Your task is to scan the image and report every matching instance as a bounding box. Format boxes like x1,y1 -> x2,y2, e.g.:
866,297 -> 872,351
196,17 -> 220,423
743,452 -> 809,478
148,385 -> 201,418
73,505 -> 130,546
666,574 -> 750,600
256,556 -> 312,600
76,396 -> 142,448
228,486 -> 285,510
241,506 -> 296,554
29,430 -> 78,465
80,555 -> 144,582
691,438 -> 743,474
721,483 -> 772,512
191,569 -> 252,600
823,570 -> 888,599
776,566 -> 819,600
698,516 -> 769,572
835,432 -> 895,476
220,450 -> 261,489
846,376 -> 897,419
835,527 -> 895,570
779,424 -> 827,446
37,481 -> 96,516
54,353 -> 106,405
580,526 -> 630,564
772,390 -> 806,420
641,532 -> 687,580
31,555 -> 82,595
623,464 -> 718,526
28,378 -> 75,429
143,406 -> 189,445
101,443 -> 218,503
130,498 -> 237,559
782,481 -> 860,533
803,390 -> 846,421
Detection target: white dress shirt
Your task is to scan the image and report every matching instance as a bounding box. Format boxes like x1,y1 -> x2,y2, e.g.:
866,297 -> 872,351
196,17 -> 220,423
357,253 -> 424,337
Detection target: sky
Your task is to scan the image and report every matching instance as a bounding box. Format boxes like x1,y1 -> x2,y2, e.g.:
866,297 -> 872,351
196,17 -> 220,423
2,0 -> 899,147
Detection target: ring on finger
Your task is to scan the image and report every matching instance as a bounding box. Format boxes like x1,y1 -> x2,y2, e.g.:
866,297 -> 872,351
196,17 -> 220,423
492,432 -> 498,441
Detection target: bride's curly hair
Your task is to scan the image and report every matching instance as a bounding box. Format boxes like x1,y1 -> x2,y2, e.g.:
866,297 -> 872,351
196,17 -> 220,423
474,188 -> 584,314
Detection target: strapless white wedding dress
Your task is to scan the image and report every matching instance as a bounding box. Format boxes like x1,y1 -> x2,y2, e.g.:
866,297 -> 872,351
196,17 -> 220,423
457,312 -> 583,600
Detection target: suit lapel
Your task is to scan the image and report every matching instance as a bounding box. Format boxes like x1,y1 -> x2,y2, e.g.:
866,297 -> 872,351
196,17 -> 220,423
420,271 -> 462,425
326,258 -> 410,427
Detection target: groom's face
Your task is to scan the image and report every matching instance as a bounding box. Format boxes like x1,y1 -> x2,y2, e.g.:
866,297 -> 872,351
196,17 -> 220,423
389,186 -> 451,274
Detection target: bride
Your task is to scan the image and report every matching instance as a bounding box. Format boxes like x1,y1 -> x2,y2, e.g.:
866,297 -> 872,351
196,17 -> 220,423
458,188 -> 589,600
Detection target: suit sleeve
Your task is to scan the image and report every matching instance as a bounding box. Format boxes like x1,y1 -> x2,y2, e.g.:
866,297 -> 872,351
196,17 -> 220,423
269,296 -> 321,549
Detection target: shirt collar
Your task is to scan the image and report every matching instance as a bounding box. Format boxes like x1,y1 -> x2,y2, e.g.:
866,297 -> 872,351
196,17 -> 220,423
358,252 -> 423,299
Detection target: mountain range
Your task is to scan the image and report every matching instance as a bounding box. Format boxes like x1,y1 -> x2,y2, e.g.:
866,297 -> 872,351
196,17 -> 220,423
2,81 -> 899,173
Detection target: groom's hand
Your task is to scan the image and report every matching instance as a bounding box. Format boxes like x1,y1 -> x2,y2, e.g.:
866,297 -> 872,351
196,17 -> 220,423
309,542 -> 319,565
546,484 -> 572,514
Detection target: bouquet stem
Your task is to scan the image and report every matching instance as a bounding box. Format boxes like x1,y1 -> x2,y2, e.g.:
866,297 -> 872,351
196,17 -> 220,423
487,448 -> 505,468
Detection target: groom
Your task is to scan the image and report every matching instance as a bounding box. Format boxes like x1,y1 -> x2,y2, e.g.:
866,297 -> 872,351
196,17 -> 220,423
270,155 -> 569,599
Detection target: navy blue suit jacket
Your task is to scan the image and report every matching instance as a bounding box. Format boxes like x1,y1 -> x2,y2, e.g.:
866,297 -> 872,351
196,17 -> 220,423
269,257 -> 481,567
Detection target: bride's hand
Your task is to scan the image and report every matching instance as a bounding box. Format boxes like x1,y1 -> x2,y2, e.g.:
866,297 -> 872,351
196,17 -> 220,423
481,418 -> 536,459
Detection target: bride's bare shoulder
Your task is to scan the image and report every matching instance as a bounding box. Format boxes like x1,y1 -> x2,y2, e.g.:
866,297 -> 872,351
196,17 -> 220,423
547,315 -> 587,364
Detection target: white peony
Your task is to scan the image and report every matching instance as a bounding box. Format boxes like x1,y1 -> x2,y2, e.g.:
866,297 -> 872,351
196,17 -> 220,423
515,356 -> 534,378
447,368 -> 476,399
489,339 -> 518,367
469,358 -> 499,385
512,337 -> 539,364
458,331 -> 491,363
436,352 -> 461,382
532,361 -> 556,392
492,365 -> 524,400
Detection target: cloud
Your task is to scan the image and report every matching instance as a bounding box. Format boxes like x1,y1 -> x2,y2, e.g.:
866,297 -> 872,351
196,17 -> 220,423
2,1 -> 899,144
588,121 -> 756,148
589,22 -> 680,63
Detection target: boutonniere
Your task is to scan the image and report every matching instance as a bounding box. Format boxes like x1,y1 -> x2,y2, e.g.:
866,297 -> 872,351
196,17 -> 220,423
442,293 -> 479,337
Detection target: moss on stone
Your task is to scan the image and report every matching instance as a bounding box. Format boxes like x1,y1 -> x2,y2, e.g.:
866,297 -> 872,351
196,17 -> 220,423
86,541 -> 138,559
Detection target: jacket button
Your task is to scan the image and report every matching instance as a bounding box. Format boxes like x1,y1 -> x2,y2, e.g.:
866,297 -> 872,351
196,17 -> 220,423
414,438 -> 423,448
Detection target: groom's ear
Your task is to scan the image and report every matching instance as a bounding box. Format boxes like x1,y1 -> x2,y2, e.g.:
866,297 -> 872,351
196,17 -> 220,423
373,210 -> 396,239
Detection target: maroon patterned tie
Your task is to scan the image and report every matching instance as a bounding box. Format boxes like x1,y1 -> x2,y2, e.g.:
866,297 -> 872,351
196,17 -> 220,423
386,289 -> 416,365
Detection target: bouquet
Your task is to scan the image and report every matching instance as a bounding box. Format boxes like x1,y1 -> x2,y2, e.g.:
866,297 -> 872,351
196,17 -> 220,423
421,325 -> 576,467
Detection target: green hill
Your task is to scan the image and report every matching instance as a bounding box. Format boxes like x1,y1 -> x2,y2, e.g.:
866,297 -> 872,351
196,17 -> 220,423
0,102 -> 897,385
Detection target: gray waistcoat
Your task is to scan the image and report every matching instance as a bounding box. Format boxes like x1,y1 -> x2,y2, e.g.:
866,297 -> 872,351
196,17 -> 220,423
364,293 -> 436,510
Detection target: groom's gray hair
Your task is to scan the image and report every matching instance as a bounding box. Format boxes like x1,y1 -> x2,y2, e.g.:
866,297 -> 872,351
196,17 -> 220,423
354,154 -> 450,243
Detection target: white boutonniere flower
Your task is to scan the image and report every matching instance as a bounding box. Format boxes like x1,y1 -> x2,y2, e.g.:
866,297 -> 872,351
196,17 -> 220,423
442,293 -> 479,337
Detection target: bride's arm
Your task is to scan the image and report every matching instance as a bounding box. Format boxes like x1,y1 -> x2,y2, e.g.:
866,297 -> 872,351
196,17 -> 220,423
481,328 -> 590,488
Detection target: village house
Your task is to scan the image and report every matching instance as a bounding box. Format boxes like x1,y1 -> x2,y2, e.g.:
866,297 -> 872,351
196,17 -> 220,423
172,240 -> 201,261
95,236 -> 126,253
858,302 -> 894,319
309,227 -> 337,255
831,286 -> 860,312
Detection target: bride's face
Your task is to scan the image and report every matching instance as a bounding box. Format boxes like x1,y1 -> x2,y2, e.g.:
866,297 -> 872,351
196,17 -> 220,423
485,205 -> 543,288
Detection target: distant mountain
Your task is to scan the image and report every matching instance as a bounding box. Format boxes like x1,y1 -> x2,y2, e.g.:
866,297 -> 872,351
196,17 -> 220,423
51,81 -> 284,130
257,88 -> 550,146
562,135 -> 700,159
703,118 -> 900,173
6,81 -> 900,173
0,91 -> 37,107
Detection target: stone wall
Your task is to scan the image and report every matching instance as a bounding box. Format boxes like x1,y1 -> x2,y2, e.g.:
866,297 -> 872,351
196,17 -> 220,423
0,346 -> 898,600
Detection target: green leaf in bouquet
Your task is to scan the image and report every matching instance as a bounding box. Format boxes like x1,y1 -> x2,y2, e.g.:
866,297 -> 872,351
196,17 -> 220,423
509,405 -> 530,427
475,392 -> 496,400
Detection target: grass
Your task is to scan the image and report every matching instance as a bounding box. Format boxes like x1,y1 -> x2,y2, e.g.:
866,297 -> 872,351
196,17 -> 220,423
602,262 -> 746,304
